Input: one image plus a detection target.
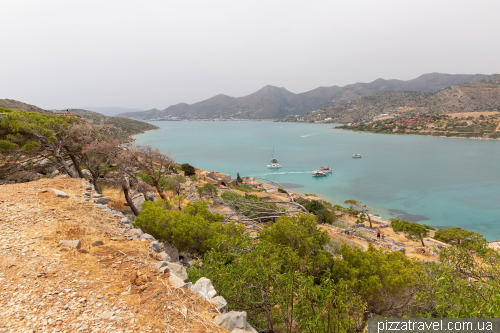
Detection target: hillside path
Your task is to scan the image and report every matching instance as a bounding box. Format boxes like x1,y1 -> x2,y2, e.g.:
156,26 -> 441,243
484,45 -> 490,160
0,178 -> 226,333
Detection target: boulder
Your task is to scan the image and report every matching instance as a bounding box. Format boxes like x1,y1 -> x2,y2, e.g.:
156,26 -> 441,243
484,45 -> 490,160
130,229 -> 143,236
155,261 -> 170,272
157,251 -> 171,262
58,240 -> 81,250
191,277 -> 217,301
93,193 -> 104,198
168,273 -> 186,288
162,241 -> 179,262
94,197 -> 109,205
120,217 -> 130,224
210,296 -> 228,313
167,262 -> 188,282
150,241 -> 161,252
214,311 -> 256,332
92,241 -> 104,247
132,193 -> 145,212
49,189 -> 69,198
140,233 -> 156,241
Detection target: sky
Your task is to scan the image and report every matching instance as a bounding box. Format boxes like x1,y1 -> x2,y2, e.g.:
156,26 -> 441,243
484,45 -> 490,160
1,0 -> 499,110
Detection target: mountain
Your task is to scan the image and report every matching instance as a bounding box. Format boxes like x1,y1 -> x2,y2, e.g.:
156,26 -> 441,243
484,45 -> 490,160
284,74 -> 500,123
0,99 -> 158,137
116,73 -> 490,120
80,106 -> 146,117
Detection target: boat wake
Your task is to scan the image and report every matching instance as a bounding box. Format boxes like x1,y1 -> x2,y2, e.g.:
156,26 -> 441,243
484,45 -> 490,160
252,171 -> 315,176
300,133 -> 318,138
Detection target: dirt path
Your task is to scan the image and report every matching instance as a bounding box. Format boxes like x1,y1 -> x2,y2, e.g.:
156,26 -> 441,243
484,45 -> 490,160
0,178 -> 227,333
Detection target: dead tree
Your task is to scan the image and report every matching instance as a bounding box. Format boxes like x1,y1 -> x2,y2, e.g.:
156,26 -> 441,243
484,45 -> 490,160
122,144 -> 175,200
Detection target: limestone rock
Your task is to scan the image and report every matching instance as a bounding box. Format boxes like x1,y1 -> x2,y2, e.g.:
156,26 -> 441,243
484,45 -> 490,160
214,311 -> 256,332
167,262 -> 188,282
157,251 -> 171,262
130,229 -> 143,236
191,277 -> 217,301
49,189 -> 69,198
155,261 -> 170,272
140,233 -> 156,241
210,296 -> 228,313
168,273 -> 186,288
132,193 -> 145,212
150,241 -> 161,252
94,197 -> 109,205
58,240 -> 81,250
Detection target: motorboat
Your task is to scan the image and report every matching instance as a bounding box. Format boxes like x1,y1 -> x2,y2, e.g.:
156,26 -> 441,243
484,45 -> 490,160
352,154 -> 362,158
319,166 -> 332,173
267,147 -> 282,169
312,170 -> 327,177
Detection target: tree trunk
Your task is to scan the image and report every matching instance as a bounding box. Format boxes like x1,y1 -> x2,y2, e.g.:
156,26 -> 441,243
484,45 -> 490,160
68,153 -> 84,178
55,154 -> 77,178
152,179 -> 168,200
120,169 -> 140,216
365,210 -> 373,228
420,235 -> 425,247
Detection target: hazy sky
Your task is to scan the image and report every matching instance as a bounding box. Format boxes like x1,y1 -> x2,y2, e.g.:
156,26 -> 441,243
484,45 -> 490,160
1,0 -> 499,110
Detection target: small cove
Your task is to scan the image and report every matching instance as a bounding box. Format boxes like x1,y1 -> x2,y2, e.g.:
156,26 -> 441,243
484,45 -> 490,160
134,121 -> 500,241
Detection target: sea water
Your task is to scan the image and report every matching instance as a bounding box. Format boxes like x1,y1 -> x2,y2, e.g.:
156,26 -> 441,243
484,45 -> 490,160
134,121 -> 500,241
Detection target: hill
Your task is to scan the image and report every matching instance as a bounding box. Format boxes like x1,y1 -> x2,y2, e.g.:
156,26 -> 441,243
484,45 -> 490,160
80,106 -> 146,117
280,74 -> 500,124
116,73 -> 490,120
0,99 -> 158,137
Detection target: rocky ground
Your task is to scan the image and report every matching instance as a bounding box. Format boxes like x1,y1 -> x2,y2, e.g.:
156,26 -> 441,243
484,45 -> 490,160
0,178 -> 231,333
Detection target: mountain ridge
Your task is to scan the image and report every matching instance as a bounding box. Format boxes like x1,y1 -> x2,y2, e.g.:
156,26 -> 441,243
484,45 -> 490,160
115,73 -> 490,120
281,74 -> 500,124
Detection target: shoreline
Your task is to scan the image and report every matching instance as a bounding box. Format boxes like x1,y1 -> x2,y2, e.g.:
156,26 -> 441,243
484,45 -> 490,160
332,127 -> 500,141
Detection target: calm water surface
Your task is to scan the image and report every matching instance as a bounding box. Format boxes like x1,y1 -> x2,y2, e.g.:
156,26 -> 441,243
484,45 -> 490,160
134,121 -> 500,241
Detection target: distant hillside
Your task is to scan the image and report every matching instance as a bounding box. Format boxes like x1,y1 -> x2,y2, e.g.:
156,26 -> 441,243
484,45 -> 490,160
81,106 -> 146,117
116,73 -> 490,120
280,74 -> 500,124
0,99 -> 158,137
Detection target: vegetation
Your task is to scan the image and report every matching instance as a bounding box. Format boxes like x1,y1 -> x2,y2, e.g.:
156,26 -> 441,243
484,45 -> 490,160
180,163 -> 195,176
344,199 -> 373,228
434,227 -> 484,246
133,200 -> 247,255
391,219 -> 434,246
197,182 -> 217,198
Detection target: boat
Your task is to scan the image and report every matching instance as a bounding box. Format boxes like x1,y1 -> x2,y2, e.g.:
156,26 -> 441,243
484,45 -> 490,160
319,166 -> 332,173
312,170 -> 327,177
267,147 -> 282,169
352,154 -> 362,158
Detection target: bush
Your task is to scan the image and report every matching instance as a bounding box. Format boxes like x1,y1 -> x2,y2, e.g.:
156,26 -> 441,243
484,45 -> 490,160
133,200 -> 248,255
277,187 -> 287,193
197,183 -> 217,197
303,200 -> 325,214
188,242 -> 366,332
330,244 -> 428,316
259,214 -> 330,258
434,227 -> 484,246
180,163 -> 195,176
315,208 -> 336,225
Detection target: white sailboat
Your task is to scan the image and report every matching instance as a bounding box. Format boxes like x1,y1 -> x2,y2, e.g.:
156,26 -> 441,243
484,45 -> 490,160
267,147 -> 282,169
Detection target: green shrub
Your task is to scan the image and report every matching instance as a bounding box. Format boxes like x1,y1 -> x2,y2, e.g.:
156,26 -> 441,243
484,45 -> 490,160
197,183 -> 217,197
189,242 -> 365,332
434,227 -> 484,246
277,187 -> 287,193
303,200 -> 325,214
315,208 -> 336,225
180,163 -> 195,176
259,214 -> 329,258
133,200 -> 248,255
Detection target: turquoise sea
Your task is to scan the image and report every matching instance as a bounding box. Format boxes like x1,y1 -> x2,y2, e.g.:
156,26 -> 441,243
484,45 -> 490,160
134,121 -> 500,241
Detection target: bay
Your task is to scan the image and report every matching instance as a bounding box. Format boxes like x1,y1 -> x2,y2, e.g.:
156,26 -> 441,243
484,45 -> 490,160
134,121 -> 500,241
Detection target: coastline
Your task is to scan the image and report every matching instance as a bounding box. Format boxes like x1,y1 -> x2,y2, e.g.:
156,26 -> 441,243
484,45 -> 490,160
332,127 -> 500,141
